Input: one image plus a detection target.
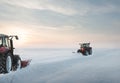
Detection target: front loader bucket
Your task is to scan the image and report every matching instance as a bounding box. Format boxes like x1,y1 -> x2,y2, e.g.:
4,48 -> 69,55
21,59 -> 31,68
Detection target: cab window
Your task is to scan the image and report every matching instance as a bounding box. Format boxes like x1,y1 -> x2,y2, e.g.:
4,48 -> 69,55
0,37 -> 2,46
3,37 -> 9,47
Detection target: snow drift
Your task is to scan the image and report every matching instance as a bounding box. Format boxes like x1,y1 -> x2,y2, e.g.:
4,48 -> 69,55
0,48 -> 120,83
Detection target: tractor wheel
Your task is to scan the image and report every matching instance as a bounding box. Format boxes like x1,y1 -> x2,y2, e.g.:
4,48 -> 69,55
85,51 -> 89,56
89,48 -> 92,55
77,49 -> 81,53
0,53 -> 12,73
13,55 -> 21,71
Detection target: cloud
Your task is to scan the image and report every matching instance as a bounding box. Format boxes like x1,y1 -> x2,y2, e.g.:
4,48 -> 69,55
1,0 -> 120,17
0,0 -> 120,33
91,4 -> 119,14
77,1 -> 120,16
1,0 -> 77,16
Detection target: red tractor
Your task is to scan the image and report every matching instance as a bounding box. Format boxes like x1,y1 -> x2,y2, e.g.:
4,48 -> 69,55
0,34 -> 30,74
77,43 -> 92,56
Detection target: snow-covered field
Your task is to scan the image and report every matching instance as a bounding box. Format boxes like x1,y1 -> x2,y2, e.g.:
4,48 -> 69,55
0,48 -> 120,83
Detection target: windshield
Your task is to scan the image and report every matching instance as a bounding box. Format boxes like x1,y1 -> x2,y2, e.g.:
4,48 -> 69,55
81,43 -> 90,48
0,37 -> 2,45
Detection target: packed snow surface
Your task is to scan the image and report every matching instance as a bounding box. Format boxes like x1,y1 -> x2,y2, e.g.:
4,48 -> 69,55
0,48 -> 120,83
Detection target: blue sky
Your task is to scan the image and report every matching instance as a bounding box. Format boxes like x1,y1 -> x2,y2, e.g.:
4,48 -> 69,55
0,0 -> 120,48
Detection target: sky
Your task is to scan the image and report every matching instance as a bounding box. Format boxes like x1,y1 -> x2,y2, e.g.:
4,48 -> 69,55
0,0 -> 120,48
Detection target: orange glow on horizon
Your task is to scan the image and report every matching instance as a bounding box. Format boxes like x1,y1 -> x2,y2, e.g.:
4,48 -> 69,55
0,23 -> 119,48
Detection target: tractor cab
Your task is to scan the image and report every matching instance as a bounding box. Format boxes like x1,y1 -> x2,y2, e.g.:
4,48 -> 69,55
0,35 -> 10,53
0,34 -> 18,54
80,43 -> 90,48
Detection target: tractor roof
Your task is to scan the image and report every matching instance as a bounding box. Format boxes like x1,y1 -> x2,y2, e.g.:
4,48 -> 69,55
0,34 -> 9,37
79,43 -> 90,45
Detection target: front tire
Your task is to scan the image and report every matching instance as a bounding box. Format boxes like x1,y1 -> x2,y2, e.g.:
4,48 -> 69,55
84,51 -> 89,56
77,49 -> 81,53
89,48 -> 92,55
13,55 -> 21,71
5,55 -> 12,73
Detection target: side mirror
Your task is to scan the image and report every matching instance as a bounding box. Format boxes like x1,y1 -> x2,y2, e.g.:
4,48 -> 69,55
15,36 -> 19,40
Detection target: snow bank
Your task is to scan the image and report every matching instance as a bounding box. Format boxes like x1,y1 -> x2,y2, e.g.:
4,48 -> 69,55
0,48 -> 120,83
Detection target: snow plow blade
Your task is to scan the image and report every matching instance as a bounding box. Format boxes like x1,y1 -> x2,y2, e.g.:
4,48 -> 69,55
21,59 -> 31,68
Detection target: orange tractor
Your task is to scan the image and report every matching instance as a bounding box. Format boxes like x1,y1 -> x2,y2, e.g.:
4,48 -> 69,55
0,34 -> 31,74
77,43 -> 92,56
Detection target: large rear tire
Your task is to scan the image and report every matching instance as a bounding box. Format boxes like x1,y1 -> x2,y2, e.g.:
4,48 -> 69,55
0,53 -> 12,73
13,55 -> 21,71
